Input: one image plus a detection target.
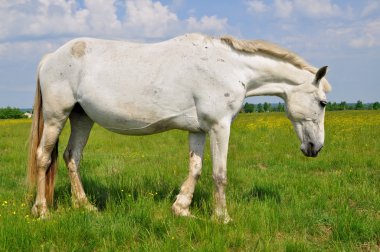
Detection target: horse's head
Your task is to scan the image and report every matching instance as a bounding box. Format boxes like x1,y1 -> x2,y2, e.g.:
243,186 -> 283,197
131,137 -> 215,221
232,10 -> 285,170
285,66 -> 329,157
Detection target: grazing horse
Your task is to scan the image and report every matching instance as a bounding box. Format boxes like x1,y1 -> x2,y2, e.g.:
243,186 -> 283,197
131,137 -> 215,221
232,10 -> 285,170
28,33 -> 331,222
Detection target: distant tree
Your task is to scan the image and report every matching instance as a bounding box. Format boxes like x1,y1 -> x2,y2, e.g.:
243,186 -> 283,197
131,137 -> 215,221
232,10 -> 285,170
263,102 -> 271,112
0,107 -> 25,119
338,101 -> 347,110
257,103 -> 264,113
355,100 -> 364,110
332,102 -> 338,111
326,102 -> 338,111
276,103 -> 285,112
243,102 -> 255,113
372,102 -> 380,110
326,102 -> 333,111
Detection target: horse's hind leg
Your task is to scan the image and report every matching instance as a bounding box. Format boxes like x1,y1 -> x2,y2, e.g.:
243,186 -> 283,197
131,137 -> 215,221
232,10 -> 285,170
172,132 -> 206,217
63,104 -> 96,210
32,120 -> 65,218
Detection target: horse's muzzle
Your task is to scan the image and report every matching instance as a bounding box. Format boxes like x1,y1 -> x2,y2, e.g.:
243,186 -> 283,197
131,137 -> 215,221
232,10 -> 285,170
301,142 -> 323,157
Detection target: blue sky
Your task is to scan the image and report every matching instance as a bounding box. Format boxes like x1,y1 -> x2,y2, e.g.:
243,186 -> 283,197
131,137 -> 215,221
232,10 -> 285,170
0,0 -> 379,108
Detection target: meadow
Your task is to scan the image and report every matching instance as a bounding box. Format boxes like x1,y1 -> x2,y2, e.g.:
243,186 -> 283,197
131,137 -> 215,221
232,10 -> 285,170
0,111 -> 379,251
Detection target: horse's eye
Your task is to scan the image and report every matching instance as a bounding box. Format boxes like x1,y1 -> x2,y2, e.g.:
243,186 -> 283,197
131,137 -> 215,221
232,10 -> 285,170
320,100 -> 327,107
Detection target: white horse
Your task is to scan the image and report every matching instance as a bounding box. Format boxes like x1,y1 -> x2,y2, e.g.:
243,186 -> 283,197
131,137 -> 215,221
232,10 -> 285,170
28,33 -> 331,222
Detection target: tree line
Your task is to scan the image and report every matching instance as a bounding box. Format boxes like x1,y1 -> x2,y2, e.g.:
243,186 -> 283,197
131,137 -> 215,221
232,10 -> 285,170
243,102 -> 285,113
0,107 -> 29,119
242,101 -> 380,113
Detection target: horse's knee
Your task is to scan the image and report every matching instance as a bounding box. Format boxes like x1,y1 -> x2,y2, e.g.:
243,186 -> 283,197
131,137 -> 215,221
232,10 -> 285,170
212,173 -> 227,186
189,153 -> 202,179
190,163 -> 202,179
36,148 -> 51,170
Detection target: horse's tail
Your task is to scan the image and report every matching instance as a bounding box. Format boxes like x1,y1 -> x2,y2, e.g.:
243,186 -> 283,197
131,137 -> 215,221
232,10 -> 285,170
27,57 -> 58,206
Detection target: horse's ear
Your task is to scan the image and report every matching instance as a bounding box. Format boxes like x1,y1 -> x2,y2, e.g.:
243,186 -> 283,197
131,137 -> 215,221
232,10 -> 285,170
314,66 -> 328,86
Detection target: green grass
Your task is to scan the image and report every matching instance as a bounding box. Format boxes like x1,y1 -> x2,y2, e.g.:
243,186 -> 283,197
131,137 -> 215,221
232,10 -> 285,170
0,111 -> 379,251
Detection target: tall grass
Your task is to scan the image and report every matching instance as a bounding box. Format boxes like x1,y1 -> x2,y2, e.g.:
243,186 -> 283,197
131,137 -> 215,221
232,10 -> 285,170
0,111 -> 379,251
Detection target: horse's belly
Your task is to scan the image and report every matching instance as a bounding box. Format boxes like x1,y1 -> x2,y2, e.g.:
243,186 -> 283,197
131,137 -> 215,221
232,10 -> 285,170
80,99 -> 201,135
103,115 -> 201,135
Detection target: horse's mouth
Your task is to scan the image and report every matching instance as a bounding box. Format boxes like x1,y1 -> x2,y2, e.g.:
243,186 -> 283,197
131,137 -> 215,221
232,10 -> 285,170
301,142 -> 323,158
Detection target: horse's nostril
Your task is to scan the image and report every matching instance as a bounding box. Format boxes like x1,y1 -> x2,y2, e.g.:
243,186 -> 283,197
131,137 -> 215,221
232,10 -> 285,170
308,142 -> 314,152
306,142 -> 315,157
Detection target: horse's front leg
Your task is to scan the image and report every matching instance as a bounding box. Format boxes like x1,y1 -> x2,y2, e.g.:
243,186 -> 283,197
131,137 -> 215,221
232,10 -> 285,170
209,120 -> 232,223
172,132 -> 206,217
63,110 -> 96,211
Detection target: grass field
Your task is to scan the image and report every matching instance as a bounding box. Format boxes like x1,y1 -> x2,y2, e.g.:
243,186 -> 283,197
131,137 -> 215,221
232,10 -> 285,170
0,111 -> 379,251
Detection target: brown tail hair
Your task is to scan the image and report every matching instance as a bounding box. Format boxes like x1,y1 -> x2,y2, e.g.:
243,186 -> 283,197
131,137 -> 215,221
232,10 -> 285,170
27,68 -> 58,206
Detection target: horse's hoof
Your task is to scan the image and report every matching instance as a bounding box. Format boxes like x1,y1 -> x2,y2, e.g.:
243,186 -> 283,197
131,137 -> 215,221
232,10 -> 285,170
84,203 -> 98,212
31,203 -> 49,219
171,203 -> 192,217
73,199 -> 98,212
223,215 -> 232,224
212,213 -> 232,224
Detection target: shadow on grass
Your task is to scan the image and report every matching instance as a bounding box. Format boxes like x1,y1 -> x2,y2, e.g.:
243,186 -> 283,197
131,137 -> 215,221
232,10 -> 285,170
243,185 -> 281,203
54,175 -> 212,211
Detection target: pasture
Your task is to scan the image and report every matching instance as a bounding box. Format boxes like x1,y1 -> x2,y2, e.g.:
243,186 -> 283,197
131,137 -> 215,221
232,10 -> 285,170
0,111 -> 379,251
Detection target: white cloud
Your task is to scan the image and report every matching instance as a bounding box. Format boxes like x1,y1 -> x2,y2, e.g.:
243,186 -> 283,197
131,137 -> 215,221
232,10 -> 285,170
350,34 -> 376,48
349,19 -> 380,48
324,18 -> 380,49
0,0 -> 231,42
170,0 -> 185,11
274,0 -> 293,18
124,0 -> 179,38
0,0 -> 29,8
361,0 -> 380,16
85,0 -> 121,33
0,0 -> 90,39
247,0 -> 352,19
245,0 -> 364,52
186,15 -> 228,33
293,0 -> 344,18
246,0 -> 268,13
0,40 -> 62,61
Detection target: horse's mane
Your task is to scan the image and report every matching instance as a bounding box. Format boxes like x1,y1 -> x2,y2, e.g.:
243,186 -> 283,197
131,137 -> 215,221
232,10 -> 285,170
220,36 -> 331,92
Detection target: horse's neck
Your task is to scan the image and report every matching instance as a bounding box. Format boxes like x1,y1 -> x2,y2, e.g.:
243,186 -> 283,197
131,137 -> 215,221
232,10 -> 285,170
236,54 -> 314,99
